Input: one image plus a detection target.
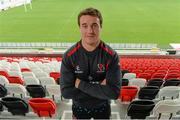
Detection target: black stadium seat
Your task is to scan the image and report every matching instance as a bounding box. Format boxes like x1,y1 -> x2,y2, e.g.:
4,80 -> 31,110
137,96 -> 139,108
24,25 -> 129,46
1,97 -> 29,115
0,101 -> 4,112
163,79 -> 180,87
0,84 -> 7,97
26,85 -> 46,98
122,78 -> 129,86
121,70 -> 130,77
147,78 -> 164,88
138,86 -> 159,100
127,100 -> 155,119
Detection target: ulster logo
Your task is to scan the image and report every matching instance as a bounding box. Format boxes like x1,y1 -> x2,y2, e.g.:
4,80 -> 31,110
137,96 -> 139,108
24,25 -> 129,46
75,65 -> 83,73
97,64 -> 105,73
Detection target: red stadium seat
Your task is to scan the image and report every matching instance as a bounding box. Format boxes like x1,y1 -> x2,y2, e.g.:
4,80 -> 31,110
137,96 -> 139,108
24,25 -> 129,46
138,73 -> 151,81
0,71 -> 9,78
29,98 -> 56,117
151,73 -> 166,79
49,72 -> 60,82
165,73 -> 180,80
8,76 -> 24,85
119,86 -> 138,102
21,68 -> 31,72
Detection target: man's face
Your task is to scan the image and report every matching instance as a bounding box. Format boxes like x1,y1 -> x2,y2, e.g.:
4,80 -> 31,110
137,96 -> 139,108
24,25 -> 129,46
79,15 -> 101,45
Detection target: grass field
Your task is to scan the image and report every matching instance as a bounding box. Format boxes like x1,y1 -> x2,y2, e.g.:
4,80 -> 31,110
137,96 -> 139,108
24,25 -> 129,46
0,0 -> 180,48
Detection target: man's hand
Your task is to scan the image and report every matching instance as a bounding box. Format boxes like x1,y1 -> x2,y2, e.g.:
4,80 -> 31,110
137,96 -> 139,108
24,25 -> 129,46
75,78 -> 81,88
100,79 -> 107,85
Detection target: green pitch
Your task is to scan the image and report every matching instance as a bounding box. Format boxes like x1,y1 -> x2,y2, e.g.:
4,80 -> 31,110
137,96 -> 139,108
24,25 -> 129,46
0,0 -> 180,48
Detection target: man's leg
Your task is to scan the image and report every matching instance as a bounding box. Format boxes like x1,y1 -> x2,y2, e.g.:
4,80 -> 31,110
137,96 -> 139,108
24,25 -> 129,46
92,103 -> 111,119
72,104 -> 92,119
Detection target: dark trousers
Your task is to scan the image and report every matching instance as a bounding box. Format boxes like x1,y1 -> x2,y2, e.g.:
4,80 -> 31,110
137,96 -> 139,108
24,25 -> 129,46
72,103 -> 111,119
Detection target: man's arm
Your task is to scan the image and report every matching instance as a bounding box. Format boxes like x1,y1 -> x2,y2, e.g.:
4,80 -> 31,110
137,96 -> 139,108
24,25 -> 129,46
60,56 -> 92,100
76,53 -> 121,100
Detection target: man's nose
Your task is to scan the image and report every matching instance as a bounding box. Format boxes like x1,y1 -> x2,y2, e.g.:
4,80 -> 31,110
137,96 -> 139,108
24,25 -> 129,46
87,26 -> 94,33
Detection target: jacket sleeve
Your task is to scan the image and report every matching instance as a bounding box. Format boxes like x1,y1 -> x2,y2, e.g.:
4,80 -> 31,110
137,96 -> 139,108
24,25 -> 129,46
78,53 -> 122,100
60,55 -> 92,100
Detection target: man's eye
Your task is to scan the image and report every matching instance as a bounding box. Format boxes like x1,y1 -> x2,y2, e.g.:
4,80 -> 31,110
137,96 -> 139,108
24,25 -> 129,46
92,24 -> 98,28
82,26 -> 87,28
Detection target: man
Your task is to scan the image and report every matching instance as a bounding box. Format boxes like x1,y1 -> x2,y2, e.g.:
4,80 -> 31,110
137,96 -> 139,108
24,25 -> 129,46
60,7 -> 121,119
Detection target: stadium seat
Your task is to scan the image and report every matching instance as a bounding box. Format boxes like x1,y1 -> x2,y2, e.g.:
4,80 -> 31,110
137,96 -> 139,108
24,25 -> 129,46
0,101 -> 3,112
26,84 -> 46,98
153,99 -> 180,119
29,98 -> 57,117
1,97 -> 29,116
138,73 -> 151,81
46,85 -> 61,102
38,77 -> 56,87
0,70 -> 9,78
151,73 -> 166,79
128,78 -> 146,88
21,68 -> 31,72
24,76 -> 40,85
119,86 -> 138,102
123,73 -> 136,80
127,100 -> 155,119
163,79 -> 180,87
49,72 -> 60,83
138,86 -> 159,100
147,78 -> 164,88
0,84 -> 7,97
158,86 -> 180,100
122,78 -> 129,86
0,75 -> 9,86
6,84 -> 27,98
165,73 -> 180,80
8,76 -> 24,85
121,70 -> 130,77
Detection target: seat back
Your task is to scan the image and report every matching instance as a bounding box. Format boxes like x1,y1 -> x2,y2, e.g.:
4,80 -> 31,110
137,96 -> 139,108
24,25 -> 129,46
122,78 -> 129,86
6,84 -> 27,98
120,86 -> 138,102
26,84 -> 46,98
49,72 -> 60,82
147,78 -> 164,88
0,101 -> 3,112
138,86 -> 159,100
1,97 -> 29,116
0,75 -> 9,86
29,98 -> 56,117
8,76 -> 24,85
123,73 -> 136,80
46,85 -> 61,102
121,70 -> 130,77
127,100 -> 155,119
0,84 -> 7,97
163,79 -> 180,87
129,78 -> 146,88
158,86 -> 180,100
153,99 -> 180,119
24,76 -> 40,85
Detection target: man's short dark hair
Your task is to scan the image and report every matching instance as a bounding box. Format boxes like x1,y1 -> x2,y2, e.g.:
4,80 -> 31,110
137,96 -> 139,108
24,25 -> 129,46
78,7 -> 103,27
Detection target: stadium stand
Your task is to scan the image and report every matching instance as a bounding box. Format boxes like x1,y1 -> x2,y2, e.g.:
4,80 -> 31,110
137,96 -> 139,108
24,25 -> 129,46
0,0 -> 32,11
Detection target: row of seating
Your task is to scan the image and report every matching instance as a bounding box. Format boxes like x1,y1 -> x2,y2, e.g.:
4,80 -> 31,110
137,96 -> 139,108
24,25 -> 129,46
127,99 -> 180,119
0,83 -> 61,103
123,71 -> 180,81
0,97 -> 56,118
119,86 -> 180,102
122,78 -> 180,88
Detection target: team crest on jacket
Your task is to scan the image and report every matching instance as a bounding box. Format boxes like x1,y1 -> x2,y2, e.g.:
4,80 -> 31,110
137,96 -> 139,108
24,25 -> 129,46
75,65 -> 83,73
97,64 -> 105,73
